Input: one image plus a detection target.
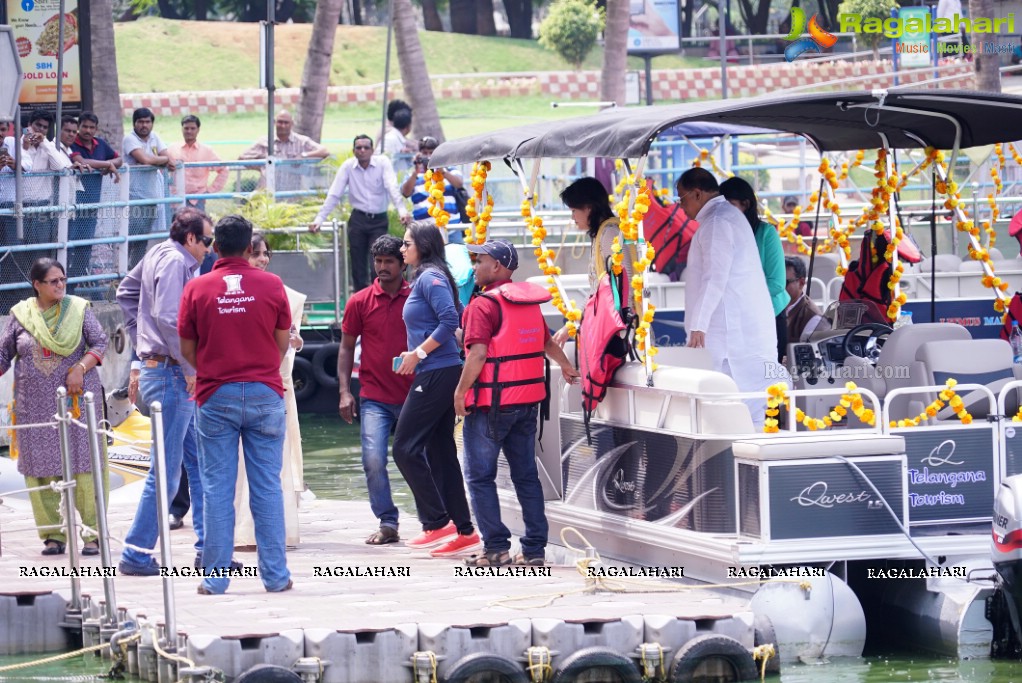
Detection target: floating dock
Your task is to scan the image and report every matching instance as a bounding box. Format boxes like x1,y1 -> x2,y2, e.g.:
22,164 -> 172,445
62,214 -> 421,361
0,479 -> 762,682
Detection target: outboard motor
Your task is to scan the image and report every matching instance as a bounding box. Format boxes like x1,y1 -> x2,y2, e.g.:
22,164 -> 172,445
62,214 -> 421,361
991,475 -> 1022,657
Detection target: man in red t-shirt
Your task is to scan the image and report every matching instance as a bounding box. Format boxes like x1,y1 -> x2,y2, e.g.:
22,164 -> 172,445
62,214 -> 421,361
338,234 -> 414,545
454,239 -> 578,567
178,214 -> 293,596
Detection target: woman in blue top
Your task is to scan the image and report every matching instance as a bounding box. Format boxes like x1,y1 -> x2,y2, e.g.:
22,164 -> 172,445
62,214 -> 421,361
720,177 -> 790,362
393,221 -> 481,557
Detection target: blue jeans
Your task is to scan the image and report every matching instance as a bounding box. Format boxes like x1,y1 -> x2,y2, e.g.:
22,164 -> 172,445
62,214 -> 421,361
463,404 -> 547,558
197,382 -> 290,594
359,398 -> 402,529
122,363 -> 204,568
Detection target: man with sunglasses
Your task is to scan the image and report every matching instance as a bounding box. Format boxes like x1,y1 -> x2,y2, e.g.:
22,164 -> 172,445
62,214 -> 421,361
309,134 -> 410,292
115,207 -> 225,577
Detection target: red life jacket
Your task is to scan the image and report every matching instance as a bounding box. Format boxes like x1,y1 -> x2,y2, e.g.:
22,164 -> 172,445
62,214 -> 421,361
840,229 -> 894,321
642,178 -> 698,279
466,282 -> 552,410
577,270 -> 633,439
1001,292 -> 1022,341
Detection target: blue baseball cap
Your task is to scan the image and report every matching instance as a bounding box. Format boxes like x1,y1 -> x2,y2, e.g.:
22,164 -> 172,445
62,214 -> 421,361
466,238 -> 519,271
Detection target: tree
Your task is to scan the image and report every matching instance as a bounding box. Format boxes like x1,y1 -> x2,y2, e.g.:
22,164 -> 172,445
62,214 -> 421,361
450,0 -> 477,34
734,0 -> 770,35
297,0 -> 345,142
601,0 -> 628,105
837,0 -> 898,60
505,0 -> 535,38
394,0 -> 445,141
477,0 -> 497,36
90,0 -> 124,150
970,0 -> 1001,92
538,0 -> 605,69
421,0 -> 444,31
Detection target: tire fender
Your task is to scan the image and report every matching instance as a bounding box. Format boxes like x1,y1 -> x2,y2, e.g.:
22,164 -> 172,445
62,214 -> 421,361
549,646 -> 642,683
311,343 -> 340,388
441,652 -> 528,683
669,634 -> 758,683
234,664 -> 302,683
291,356 -> 318,403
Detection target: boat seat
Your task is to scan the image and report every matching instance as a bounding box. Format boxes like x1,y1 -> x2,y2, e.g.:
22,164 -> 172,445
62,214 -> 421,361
602,361 -> 754,435
916,338 -> 1020,419
916,255 -> 963,298
959,260 -> 995,298
842,323 -> 971,422
733,433 -> 905,461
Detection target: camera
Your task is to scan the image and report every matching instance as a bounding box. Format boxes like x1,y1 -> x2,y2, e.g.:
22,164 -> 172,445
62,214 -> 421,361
413,154 -> 428,169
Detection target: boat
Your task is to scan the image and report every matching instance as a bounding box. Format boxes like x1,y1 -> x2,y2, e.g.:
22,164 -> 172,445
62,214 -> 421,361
431,90 -> 1022,661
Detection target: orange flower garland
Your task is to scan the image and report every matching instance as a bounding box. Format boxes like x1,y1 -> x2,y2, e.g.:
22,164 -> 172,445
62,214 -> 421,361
523,196 -> 582,337
610,177 -> 657,358
764,382 -> 876,433
889,378 -> 972,428
464,161 -> 494,245
424,169 -> 451,229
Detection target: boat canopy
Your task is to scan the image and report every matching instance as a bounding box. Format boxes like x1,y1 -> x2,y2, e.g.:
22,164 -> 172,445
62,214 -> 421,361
430,90 -> 1022,166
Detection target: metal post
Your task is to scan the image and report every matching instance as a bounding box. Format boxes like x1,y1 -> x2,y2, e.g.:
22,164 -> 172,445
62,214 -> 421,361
149,400 -> 176,651
14,104 -> 22,241
55,387 -> 81,612
380,0 -> 395,145
333,219 -> 342,321
718,4 -> 728,99
83,392 -> 116,626
644,55 -> 654,106
266,0 -> 275,159
55,0 -> 66,130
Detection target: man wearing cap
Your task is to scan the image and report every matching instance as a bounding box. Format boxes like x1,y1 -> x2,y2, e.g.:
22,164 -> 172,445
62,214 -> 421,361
454,239 -> 579,567
309,134 -> 410,292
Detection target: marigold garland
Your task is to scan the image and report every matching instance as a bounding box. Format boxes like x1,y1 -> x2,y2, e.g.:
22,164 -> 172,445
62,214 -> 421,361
424,169 -> 451,229
609,175 -> 659,362
764,381 -> 876,433
464,161 -> 494,245
888,378 -> 972,428
523,196 -> 582,337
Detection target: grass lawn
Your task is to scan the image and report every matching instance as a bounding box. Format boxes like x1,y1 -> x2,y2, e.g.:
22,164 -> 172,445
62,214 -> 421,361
116,17 -> 705,94
126,95 -> 613,157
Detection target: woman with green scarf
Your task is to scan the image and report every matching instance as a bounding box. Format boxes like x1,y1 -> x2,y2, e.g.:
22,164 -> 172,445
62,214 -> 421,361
0,258 -> 108,556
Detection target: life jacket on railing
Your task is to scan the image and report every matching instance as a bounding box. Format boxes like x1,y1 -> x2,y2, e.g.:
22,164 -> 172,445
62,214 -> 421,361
465,282 -> 552,417
642,178 -> 698,280
839,228 -> 894,322
577,262 -> 634,443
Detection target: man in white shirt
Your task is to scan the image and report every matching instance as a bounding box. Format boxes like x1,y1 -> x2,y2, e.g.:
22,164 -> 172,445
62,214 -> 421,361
0,120 -> 33,297
123,107 -> 176,268
309,134 -> 410,292
678,167 -> 777,428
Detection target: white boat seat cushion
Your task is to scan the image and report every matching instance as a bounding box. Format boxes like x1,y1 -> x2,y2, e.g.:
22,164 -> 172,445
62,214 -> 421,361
877,323 -> 971,421
733,433 -> 905,461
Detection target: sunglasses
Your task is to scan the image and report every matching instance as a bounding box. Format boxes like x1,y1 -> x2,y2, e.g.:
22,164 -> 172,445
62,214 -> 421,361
199,234 -> 213,247
42,276 -> 68,286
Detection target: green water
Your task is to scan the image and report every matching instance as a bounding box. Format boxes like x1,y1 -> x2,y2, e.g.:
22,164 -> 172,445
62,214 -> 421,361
7,413 -> 1022,681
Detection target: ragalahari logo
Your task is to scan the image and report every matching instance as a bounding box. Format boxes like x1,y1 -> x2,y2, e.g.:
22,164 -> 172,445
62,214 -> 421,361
784,7 -> 838,62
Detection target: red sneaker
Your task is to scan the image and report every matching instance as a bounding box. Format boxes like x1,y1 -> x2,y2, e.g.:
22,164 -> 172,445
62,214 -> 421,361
405,522 -> 457,548
430,532 -> 482,558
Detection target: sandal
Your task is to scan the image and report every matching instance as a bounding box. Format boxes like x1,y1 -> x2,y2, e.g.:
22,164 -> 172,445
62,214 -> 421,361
465,550 -> 512,567
365,527 -> 400,545
513,554 -> 545,567
82,541 -> 99,556
41,540 -> 66,556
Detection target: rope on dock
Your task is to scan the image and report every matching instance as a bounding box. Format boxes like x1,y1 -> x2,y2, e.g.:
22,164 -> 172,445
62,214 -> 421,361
752,643 -> 776,683
0,641 -> 109,673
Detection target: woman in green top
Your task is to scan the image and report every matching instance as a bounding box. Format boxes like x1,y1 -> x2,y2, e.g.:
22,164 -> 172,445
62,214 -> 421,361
720,177 -> 789,362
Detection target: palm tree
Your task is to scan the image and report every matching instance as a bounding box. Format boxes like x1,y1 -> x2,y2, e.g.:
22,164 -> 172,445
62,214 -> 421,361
89,0 -> 124,150
601,0 -> 628,106
298,0 -> 345,141
970,0 -> 1001,92
394,0 -> 445,141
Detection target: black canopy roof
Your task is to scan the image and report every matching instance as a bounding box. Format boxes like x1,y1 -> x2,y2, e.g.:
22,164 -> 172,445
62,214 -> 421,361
430,90 -> 1022,166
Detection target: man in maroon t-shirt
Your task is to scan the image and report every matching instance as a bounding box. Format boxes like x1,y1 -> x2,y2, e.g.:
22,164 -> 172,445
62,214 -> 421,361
178,214 -> 293,596
338,234 -> 414,545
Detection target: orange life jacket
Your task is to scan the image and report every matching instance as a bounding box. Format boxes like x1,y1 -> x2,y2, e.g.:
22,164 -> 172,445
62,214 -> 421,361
578,269 -> 633,441
466,282 -> 551,410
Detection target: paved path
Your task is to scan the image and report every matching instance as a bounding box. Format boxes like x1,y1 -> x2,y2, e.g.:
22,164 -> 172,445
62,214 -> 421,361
1,480 -> 750,640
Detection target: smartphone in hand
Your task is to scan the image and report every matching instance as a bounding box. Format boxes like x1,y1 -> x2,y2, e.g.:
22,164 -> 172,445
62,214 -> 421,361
393,356 -> 402,372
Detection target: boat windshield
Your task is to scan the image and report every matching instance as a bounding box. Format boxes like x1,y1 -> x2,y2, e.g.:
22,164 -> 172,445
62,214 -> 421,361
822,300 -> 890,331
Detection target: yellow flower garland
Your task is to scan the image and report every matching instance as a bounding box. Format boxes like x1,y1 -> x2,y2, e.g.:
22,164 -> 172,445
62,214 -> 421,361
464,161 -> 494,245
609,176 -> 658,360
888,378 -> 972,427
424,169 -> 451,229
764,381 -> 876,433
523,196 -> 582,337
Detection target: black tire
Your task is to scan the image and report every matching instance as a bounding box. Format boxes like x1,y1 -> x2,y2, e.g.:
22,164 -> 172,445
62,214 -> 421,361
442,652 -> 529,683
235,664 -> 302,683
550,647 -> 642,683
312,343 -> 340,388
669,634 -> 758,683
291,356 -> 317,403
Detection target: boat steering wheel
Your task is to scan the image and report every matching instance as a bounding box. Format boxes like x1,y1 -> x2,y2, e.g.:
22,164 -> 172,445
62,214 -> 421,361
841,323 -> 894,365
